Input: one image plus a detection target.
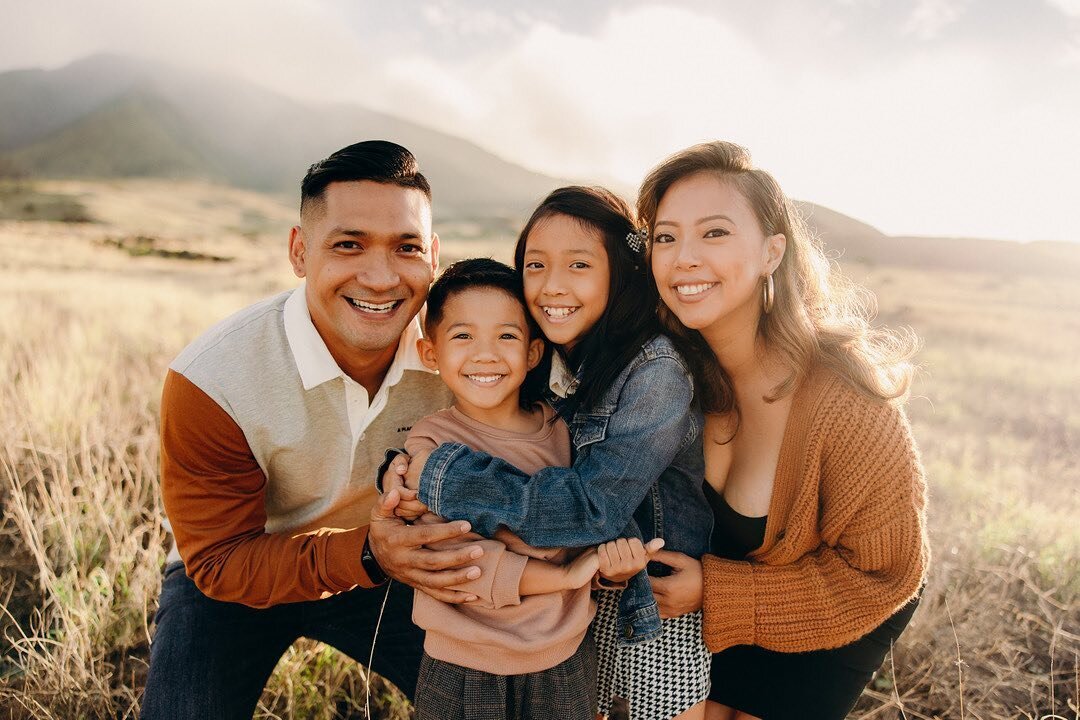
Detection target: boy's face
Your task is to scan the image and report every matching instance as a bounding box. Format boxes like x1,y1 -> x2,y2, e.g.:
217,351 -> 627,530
418,288 -> 544,418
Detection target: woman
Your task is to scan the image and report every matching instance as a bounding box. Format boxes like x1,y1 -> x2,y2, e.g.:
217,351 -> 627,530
639,142 -> 929,720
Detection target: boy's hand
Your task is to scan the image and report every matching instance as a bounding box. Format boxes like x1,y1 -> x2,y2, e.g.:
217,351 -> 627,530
404,449 -> 431,491
392,486 -> 429,521
597,537 -> 665,584
561,548 -> 600,590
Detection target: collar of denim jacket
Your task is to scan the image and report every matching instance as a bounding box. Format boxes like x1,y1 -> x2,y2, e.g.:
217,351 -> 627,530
547,352 -> 580,398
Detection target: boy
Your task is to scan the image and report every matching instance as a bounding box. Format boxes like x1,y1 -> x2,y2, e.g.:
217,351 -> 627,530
401,259 -> 658,719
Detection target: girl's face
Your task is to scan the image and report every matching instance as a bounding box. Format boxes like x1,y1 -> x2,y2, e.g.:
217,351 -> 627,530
650,173 -> 785,338
522,214 -> 611,352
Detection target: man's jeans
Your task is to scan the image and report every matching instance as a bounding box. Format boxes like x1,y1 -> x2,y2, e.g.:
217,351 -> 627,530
140,562 -> 423,720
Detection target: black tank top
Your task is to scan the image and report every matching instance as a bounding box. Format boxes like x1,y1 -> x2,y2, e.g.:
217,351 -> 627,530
704,482 -> 768,559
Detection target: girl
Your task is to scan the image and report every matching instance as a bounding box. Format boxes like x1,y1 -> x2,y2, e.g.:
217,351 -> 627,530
397,186 -> 714,719
640,142 -> 929,720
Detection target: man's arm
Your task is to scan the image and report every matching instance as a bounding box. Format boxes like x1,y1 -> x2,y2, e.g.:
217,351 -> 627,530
161,370 -> 373,607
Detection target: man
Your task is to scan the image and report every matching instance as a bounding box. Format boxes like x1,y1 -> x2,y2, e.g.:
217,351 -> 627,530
141,141 -> 483,719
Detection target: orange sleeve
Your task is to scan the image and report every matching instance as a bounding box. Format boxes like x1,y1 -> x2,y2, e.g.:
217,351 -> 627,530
702,399 -> 929,653
160,369 -> 375,608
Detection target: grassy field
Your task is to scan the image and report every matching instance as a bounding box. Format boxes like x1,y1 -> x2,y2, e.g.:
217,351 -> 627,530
0,181 -> 1076,719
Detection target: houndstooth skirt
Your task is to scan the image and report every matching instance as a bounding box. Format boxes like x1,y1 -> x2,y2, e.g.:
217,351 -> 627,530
594,590 -> 711,720
413,630 -> 597,720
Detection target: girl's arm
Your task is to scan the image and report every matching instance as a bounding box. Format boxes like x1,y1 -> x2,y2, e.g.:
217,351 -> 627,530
416,353 -> 697,548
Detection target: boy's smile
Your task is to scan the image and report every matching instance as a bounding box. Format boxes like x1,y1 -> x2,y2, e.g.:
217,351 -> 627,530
418,287 -> 543,427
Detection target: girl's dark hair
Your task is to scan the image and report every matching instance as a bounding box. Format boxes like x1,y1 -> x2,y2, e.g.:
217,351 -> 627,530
425,258 -> 545,408
514,186 -> 659,417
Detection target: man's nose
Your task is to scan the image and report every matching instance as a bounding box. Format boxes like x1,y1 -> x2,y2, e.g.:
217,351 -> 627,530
359,252 -> 400,293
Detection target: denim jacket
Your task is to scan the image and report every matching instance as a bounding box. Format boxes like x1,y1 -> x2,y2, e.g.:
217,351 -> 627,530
418,334 -> 713,645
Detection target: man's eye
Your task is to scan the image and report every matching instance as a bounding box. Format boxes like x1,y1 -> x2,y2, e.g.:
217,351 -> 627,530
336,240 -> 361,250
399,243 -> 424,254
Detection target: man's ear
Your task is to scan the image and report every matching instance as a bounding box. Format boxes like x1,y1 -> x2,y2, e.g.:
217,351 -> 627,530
417,337 -> 439,372
527,337 -> 544,371
429,232 -> 441,276
765,232 -> 786,274
288,226 -> 307,278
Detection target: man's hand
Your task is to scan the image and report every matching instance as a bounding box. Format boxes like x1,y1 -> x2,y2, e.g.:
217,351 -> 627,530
367,489 -> 483,603
597,537 -> 665,584
648,549 -> 704,619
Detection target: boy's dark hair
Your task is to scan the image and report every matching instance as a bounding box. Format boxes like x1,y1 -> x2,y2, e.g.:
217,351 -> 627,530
514,186 -> 660,418
300,140 -> 431,217
425,258 -> 546,407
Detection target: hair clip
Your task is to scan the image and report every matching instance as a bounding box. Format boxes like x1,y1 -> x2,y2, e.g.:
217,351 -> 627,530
625,228 -> 648,253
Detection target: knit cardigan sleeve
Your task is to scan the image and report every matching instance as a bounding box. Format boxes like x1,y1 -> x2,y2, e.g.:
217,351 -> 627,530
701,394 -> 929,654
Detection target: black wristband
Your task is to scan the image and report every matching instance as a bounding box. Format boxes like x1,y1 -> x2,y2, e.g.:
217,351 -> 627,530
361,533 -> 389,586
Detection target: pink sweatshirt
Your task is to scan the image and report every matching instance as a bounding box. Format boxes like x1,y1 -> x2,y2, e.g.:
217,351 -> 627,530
406,405 -> 596,675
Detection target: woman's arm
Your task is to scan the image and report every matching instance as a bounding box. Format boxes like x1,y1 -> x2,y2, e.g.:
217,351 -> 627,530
701,399 -> 929,654
417,354 -> 697,548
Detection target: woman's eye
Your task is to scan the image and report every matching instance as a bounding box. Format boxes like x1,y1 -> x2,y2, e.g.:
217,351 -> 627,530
652,233 -> 674,244
704,228 -> 730,239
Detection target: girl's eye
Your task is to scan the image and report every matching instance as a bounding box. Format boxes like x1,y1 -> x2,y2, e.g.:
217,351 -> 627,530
652,233 -> 674,244
524,261 -> 544,270
704,228 -> 730,239
570,261 -> 591,270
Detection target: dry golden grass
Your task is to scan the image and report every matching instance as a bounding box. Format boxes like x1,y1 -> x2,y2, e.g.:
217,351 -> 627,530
0,181 -> 1076,719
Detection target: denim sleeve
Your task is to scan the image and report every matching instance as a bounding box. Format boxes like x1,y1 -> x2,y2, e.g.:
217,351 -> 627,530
418,356 -> 695,548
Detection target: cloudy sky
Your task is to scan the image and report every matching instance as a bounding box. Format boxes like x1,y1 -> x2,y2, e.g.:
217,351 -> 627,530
3,0 -> 1079,242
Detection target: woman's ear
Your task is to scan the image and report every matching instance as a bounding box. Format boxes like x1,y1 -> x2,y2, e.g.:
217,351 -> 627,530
527,337 -> 545,370
765,233 -> 787,274
417,337 -> 439,372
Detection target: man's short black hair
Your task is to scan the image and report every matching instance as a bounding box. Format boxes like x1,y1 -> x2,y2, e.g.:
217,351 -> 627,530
425,258 -> 537,337
300,140 -> 432,217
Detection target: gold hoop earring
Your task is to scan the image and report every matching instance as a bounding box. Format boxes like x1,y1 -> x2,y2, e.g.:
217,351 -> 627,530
762,274 -> 775,314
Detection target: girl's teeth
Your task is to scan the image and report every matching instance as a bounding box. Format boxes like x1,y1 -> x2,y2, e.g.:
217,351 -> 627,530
543,307 -> 577,318
467,375 -> 502,384
676,283 -> 716,296
349,298 -> 397,312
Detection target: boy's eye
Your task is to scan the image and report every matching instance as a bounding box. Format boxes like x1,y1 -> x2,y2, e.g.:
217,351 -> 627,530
451,333 -> 471,340
499,333 -> 521,341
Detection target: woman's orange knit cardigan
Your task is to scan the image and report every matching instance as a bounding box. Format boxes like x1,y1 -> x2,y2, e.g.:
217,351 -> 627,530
702,365 -> 930,654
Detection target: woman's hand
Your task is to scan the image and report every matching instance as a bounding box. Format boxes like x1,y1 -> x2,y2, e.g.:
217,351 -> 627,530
648,549 -> 704,619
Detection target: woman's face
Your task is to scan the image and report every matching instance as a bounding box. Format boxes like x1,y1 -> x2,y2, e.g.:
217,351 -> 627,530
650,173 -> 784,337
521,214 -> 611,352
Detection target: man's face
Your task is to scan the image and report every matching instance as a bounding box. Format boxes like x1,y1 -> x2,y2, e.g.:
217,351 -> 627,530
289,181 -> 438,366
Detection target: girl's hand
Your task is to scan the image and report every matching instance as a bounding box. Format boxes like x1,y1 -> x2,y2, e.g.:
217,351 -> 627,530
404,448 -> 431,492
648,550 -> 704,619
597,537 -> 665,584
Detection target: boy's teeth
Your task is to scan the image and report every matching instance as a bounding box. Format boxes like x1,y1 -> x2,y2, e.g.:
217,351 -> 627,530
467,374 -> 503,384
676,283 -> 716,296
543,306 -> 577,318
348,298 -> 397,313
